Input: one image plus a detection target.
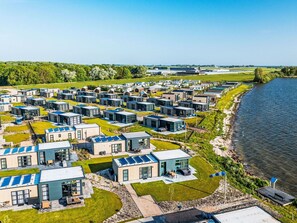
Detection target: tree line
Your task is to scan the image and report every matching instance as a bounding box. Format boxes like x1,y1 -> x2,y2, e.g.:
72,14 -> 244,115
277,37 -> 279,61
254,67 -> 297,83
0,62 -> 148,86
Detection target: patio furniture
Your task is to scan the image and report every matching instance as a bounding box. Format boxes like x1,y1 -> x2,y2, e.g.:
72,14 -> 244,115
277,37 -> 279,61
47,160 -> 54,166
66,196 -> 82,205
41,201 -> 51,209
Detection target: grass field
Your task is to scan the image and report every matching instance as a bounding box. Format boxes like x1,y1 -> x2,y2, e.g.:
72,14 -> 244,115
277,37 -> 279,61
0,188 -> 122,223
0,112 -> 15,123
72,155 -> 127,174
3,133 -> 30,145
132,156 -> 220,201
0,168 -> 39,177
30,121 -> 56,135
15,73 -> 254,90
4,124 -> 29,133
150,139 -> 180,151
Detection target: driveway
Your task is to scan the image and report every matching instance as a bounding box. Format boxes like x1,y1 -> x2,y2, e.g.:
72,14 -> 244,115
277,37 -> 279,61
125,184 -> 163,218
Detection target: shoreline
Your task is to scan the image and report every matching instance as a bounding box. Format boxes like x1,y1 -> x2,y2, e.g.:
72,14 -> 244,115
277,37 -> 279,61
210,86 -> 250,160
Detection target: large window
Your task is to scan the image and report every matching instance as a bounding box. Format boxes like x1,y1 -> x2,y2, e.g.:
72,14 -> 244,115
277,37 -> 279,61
175,159 -> 188,170
41,184 -> 49,201
139,166 -> 152,179
68,133 -> 72,139
18,156 -> 32,167
111,143 -> 122,153
62,180 -> 81,197
50,135 -> 54,142
123,169 -> 129,182
0,158 -> 7,169
77,130 -> 82,140
11,190 -> 29,205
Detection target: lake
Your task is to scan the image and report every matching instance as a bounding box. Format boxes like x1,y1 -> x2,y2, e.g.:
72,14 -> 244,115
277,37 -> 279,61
232,78 -> 297,196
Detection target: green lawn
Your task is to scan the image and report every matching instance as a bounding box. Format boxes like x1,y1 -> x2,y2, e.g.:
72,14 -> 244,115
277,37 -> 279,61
3,133 -> 30,145
72,155 -> 127,174
151,139 -> 180,151
30,121 -> 56,135
0,112 -> 15,123
84,118 -> 120,136
39,106 -> 48,116
132,156 -> 220,202
15,73 -> 254,90
0,168 -> 39,177
4,124 -> 29,133
0,188 -> 122,223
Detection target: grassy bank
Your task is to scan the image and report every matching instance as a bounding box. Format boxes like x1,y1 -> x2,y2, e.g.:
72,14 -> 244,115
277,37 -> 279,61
14,73 -> 254,89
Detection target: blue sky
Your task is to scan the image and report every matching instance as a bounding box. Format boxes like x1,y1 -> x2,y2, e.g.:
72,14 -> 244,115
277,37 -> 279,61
0,0 -> 296,65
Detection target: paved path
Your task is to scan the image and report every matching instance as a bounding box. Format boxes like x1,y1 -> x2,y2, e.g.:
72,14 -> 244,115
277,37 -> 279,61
125,184 -> 163,218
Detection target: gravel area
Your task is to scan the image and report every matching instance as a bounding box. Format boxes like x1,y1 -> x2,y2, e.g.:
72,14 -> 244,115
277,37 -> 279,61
86,173 -> 142,223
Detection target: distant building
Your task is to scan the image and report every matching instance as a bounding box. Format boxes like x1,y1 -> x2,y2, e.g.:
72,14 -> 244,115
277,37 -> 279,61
46,101 -> 70,111
11,106 -> 40,119
48,111 -> 82,126
126,101 -> 155,111
73,104 -> 100,117
103,109 -> 137,124
143,115 -> 185,132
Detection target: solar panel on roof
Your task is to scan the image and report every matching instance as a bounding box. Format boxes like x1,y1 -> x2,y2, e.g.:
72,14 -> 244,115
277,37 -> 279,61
65,127 -> 70,131
119,158 -> 128,166
11,176 -> 22,186
112,136 -> 119,140
95,138 -> 100,143
107,137 -> 113,141
22,175 -> 32,184
26,146 -> 32,152
1,177 -> 11,187
11,148 -> 18,154
18,147 -> 25,153
127,157 -> 136,165
54,128 -> 59,132
3,149 -> 10,155
48,129 -> 53,132
141,155 -> 150,162
134,156 -> 143,164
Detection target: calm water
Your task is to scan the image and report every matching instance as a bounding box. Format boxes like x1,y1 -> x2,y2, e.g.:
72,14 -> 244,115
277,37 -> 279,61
232,78 -> 297,196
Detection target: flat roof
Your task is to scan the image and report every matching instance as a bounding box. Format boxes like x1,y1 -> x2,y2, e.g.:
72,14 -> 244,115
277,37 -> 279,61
74,123 -> 99,129
39,166 -> 84,183
0,174 -> 40,190
213,206 -> 280,223
116,111 -> 136,116
161,117 -> 184,123
0,146 -> 37,156
121,131 -> 150,139
152,149 -> 190,161
175,106 -> 194,110
38,141 -> 71,151
60,112 -> 81,117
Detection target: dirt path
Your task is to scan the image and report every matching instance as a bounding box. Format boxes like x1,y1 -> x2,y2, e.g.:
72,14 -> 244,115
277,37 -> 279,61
125,184 -> 163,218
